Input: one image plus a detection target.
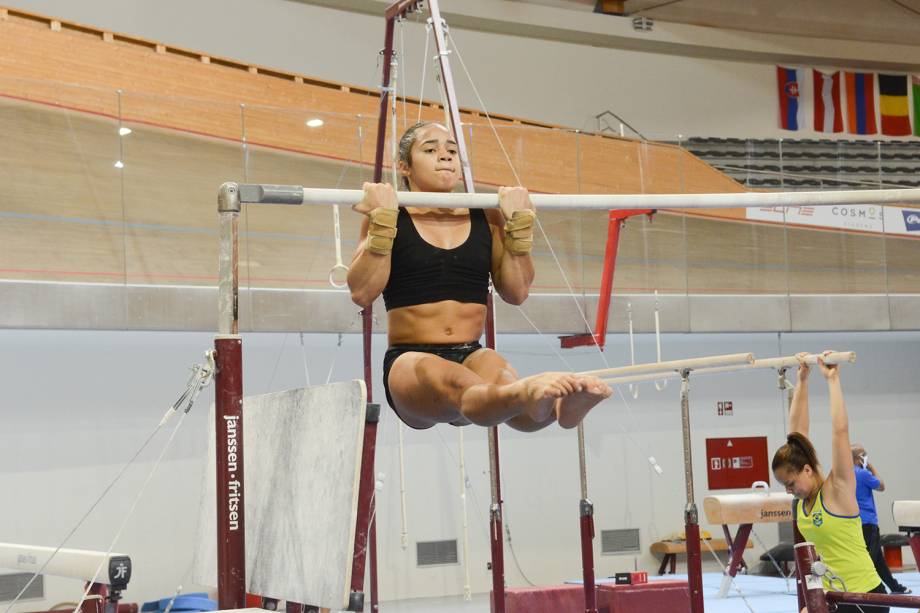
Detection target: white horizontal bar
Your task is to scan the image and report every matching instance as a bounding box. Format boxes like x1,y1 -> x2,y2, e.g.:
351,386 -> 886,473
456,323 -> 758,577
600,351 -> 856,385
240,184 -> 920,211
0,543 -> 130,583
579,352 -> 754,379
733,351 -> 855,370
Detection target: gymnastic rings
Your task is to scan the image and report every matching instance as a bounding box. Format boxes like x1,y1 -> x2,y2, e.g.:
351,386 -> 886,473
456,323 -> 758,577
328,203 -> 350,289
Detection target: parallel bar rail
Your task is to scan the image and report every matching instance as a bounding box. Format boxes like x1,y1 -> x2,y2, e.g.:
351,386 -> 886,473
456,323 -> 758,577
599,351 -> 856,386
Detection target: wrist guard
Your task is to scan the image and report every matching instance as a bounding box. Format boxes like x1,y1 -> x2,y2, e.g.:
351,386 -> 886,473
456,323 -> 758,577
503,209 -> 535,256
365,207 -> 398,255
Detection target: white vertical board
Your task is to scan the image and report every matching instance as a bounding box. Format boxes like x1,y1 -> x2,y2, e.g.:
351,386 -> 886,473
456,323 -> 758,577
194,380 -> 366,609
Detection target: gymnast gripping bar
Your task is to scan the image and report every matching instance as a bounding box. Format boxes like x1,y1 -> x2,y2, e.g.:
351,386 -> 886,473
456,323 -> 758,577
578,352 -> 754,380
599,351 -> 856,386
0,543 -> 132,587
235,184 -> 920,211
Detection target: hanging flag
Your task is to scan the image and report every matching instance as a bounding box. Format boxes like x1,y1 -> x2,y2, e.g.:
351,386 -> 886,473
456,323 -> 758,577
913,75 -> 920,137
813,69 -> 843,133
776,66 -> 800,130
876,74 -> 912,136
845,71 -> 877,135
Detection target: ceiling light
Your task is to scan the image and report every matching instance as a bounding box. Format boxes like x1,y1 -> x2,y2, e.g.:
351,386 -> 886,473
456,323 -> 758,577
305,118 -> 324,128
114,160 -> 124,169
118,126 -> 132,136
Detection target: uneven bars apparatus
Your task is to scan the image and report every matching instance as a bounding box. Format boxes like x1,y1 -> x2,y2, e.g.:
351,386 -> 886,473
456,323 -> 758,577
216,182 -> 381,613
213,40 -> 920,611
0,543 -> 133,613
372,2 -> 526,612
586,350 -> 854,613
217,173 -> 910,613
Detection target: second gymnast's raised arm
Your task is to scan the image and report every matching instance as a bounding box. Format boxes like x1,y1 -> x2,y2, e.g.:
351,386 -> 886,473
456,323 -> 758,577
788,352 -> 811,437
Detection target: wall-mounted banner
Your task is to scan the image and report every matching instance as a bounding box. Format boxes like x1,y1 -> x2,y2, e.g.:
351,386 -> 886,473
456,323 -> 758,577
706,436 -> 770,490
746,205 -> 920,238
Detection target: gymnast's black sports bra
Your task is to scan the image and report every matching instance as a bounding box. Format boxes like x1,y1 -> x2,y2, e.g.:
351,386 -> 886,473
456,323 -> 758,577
382,207 -> 492,311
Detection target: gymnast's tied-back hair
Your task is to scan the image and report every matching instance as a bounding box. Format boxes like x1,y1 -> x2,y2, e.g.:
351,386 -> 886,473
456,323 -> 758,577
398,121 -> 437,190
772,432 -> 821,473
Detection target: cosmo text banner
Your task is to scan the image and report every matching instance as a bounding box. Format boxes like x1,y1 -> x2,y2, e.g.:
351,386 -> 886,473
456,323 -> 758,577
746,204 -> 920,237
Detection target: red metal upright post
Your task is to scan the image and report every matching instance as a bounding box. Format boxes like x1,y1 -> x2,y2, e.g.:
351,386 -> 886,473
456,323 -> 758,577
485,295 -> 505,613
350,306 -> 379,612
215,182 -> 246,611
575,423 -> 596,613
909,533 -> 920,569
214,336 -> 245,609
81,583 -> 106,613
793,516 -> 806,611
678,372 -> 704,613
793,542 -> 829,613
349,4 -> 425,610
578,505 -> 597,613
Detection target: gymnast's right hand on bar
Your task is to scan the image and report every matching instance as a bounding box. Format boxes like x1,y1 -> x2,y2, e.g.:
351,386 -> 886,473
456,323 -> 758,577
795,351 -> 810,381
353,182 -> 398,215
816,350 -> 840,381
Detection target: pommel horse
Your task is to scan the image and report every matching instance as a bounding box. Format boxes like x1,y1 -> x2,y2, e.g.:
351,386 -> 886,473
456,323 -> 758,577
702,484 -> 794,598
0,542 -> 133,613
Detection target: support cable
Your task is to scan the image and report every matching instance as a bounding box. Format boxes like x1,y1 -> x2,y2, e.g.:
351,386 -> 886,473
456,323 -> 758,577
3,355 -> 215,613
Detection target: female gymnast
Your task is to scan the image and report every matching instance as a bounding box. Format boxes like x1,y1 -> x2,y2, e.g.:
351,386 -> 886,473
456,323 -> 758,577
772,352 -> 888,613
347,121 -> 611,431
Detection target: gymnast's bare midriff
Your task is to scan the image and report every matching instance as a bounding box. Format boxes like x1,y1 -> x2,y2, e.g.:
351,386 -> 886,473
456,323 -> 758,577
387,300 -> 485,345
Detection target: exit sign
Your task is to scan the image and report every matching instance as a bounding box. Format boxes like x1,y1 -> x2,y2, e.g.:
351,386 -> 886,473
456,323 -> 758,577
705,436 -> 769,490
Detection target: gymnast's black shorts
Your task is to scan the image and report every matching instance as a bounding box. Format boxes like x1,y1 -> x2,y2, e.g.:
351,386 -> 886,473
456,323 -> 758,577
382,341 -> 483,430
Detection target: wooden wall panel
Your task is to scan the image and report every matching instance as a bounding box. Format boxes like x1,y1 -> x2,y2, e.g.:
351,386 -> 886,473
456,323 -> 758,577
0,8 -> 744,203
1,6 -> 915,298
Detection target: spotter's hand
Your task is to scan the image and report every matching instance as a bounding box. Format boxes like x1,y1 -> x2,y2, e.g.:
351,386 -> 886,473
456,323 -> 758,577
353,182 -> 399,216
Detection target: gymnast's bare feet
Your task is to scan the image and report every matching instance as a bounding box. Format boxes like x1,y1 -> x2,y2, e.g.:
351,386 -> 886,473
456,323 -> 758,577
505,372 -> 583,423
556,375 -> 612,429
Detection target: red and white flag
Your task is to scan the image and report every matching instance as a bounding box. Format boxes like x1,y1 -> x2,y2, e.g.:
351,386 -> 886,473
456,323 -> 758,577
813,69 -> 843,133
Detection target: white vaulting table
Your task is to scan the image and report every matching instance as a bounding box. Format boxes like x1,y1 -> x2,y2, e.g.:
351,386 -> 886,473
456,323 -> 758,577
194,380 -> 367,610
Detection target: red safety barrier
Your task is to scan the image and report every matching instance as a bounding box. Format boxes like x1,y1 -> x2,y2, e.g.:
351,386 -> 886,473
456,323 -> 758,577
494,580 -> 689,613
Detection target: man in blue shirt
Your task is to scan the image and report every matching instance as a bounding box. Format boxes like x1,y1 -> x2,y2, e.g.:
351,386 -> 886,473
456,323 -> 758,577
852,444 -> 911,594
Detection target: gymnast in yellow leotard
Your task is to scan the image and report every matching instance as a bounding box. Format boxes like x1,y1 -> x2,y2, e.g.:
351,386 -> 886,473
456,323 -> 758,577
772,351 -> 887,613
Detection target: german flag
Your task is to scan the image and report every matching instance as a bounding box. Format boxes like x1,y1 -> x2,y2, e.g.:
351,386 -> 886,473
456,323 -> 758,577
878,74 -> 911,136
845,72 -> 877,135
